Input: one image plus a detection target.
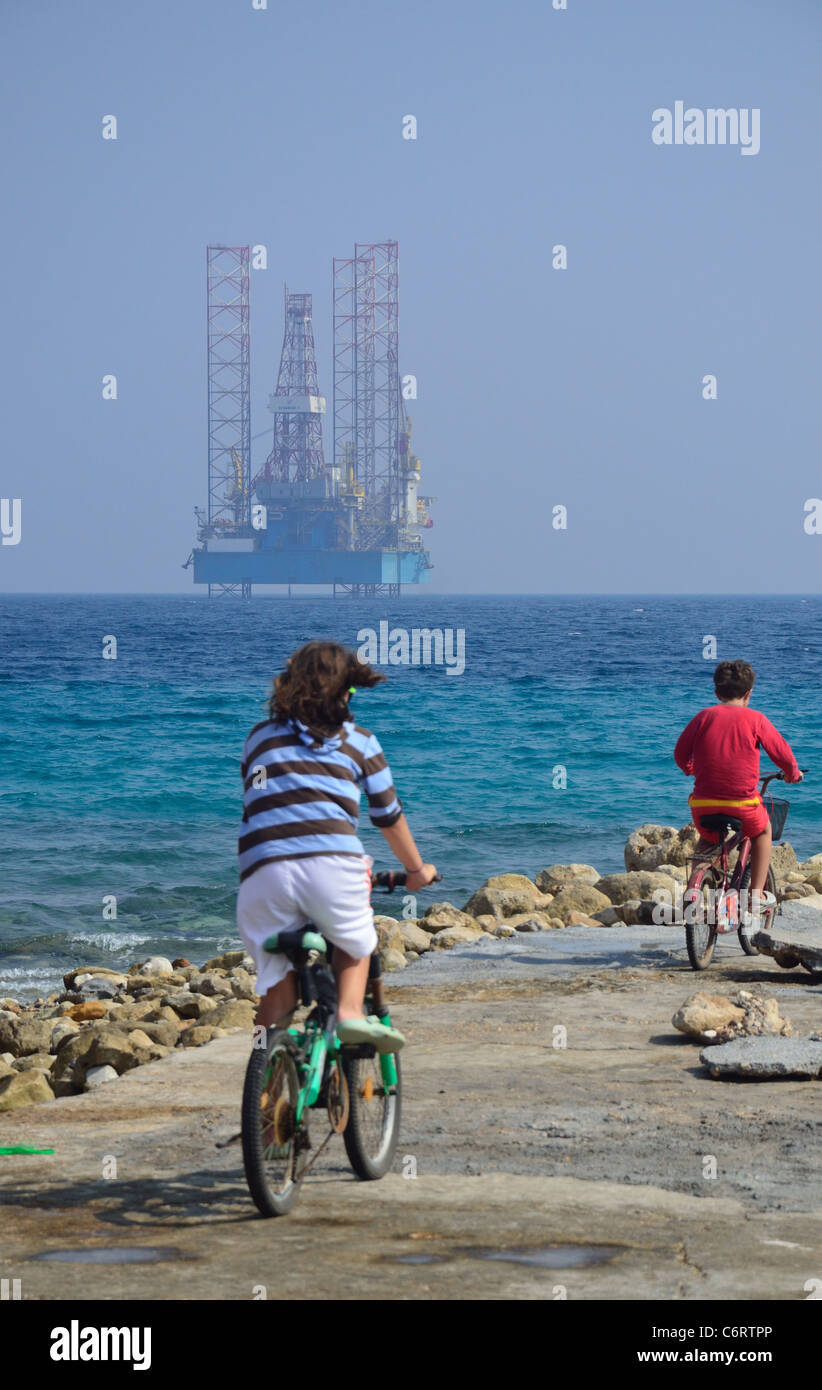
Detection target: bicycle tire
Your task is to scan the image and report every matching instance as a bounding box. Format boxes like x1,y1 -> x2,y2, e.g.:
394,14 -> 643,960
342,1050 -> 401,1181
737,864 -> 777,956
241,1029 -> 303,1217
685,863 -> 719,970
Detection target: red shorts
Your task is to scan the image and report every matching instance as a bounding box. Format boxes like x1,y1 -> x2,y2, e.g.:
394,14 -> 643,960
689,795 -> 770,844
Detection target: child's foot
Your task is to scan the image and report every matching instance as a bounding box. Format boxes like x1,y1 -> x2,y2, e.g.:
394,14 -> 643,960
741,890 -> 777,928
337,1016 -> 405,1053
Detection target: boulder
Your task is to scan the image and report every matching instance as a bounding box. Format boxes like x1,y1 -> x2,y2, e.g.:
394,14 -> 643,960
0,1014 -> 55,1059
0,1069 -> 54,1110
397,921 -> 432,954
701,1036 -> 822,1080
592,906 -> 621,926
62,967 -> 126,991
84,1065 -> 119,1088
655,862 -> 687,883
52,1023 -> 164,1087
134,956 -> 174,977
172,958 -> 192,969
227,967 -> 258,1000
493,924 -> 516,938
770,842 -> 797,878
161,988 -> 213,1020
478,873 -> 540,894
68,1000 -> 109,1022
381,948 -> 407,972
14,1053 -> 55,1075
613,899 -> 644,925
69,976 -> 121,1002
549,883 -> 612,922
421,903 -> 478,933
200,999 -> 256,1030
781,883 -> 816,900
201,950 -> 247,972
461,887 -> 552,920
594,871 -> 678,906
180,1024 -> 229,1048
0,998 -> 22,1014
191,971 -> 233,998
504,911 -> 556,931
673,989 -> 792,1045
562,912 -> 605,927
535,864 -> 599,895
429,924 -> 484,950
374,917 -> 405,954
0,1057 -> 15,1079
474,914 -> 500,933
50,1019 -> 79,1052
624,824 -> 692,871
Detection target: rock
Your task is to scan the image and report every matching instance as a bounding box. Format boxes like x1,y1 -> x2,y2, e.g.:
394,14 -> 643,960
0,1069 -> 54,1110
0,1057 -> 14,1078
191,971 -> 233,998
14,1053 -> 55,1075
701,1036 -> 822,1079
770,842 -> 797,878
62,967 -> 126,991
0,998 -> 22,1014
753,921 -> 822,972
592,906 -> 621,926
405,951 -> 420,963
201,950 -> 246,972
613,899 -> 643,925
0,1014 -> 55,1058
672,993 -> 746,1043
227,967 -> 258,1000
172,958 -> 192,968
129,1018 -> 179,1049
462,887 -> 553,919
594,871 -> 678,906
504,911 -> 556,931
374,917 -> 406,955
429,924 -> 484,950
125,972 -> 187,994
161,988 -> 210,1019
180,1024 -> 229,1048
549,883 -> 612,922
562,912 -> 604,927
68,1000 -> 109,1022
781,883 -> 815,900
52,1022 -> 165,1087
69,976 -> 121,1002
479,873 -> 540,894
50,1019 -> 79,1052
200,999 -> 256,1030
134,956 -> 174,977
420,902 -> 477,932
84,1065 -> 119,1088
397,921 -> 432,954
624,824 -> 691,871
381,948 -> 407,972
474,914 -> 500,933
654,862 -> 687,882
673,990 -> 792,1045
535,864 -> 599,894
493,924 -> 516,938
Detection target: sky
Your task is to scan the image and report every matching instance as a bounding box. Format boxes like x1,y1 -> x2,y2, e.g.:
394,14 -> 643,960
1,0 -> 821,594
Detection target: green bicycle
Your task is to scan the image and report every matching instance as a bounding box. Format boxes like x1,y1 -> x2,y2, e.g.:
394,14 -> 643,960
241,869 -> 429,1218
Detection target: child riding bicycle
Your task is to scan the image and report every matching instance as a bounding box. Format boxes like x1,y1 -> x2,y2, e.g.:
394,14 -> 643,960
236,640 -> 438,1052
674,659 -> 802,917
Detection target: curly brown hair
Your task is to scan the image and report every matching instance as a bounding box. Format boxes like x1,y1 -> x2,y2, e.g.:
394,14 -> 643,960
714,659 -> 755,700
269,640 -> 385,743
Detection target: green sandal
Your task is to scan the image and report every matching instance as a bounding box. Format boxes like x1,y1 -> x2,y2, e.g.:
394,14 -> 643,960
336,1016 -> 405,1054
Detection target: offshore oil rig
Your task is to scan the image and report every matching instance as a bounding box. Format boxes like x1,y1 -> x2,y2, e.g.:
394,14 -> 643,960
188,241 -> 434,597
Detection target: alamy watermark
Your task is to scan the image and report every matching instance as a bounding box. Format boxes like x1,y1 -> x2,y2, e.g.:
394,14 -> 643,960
357,621 -> 465,676
652,103 -> 760,156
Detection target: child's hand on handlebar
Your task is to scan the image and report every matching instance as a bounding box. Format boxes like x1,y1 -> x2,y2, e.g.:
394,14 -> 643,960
405,863 -> 439,889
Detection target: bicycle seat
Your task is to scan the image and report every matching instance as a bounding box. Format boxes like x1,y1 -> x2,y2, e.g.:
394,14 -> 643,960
262,928 -> 327,958
699,814 -> 743,835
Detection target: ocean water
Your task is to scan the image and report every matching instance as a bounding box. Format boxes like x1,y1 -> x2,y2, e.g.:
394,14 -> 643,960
2,594 -> 821,999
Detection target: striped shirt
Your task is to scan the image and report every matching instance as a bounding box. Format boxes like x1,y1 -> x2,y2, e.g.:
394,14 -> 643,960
238,717 -> 403,881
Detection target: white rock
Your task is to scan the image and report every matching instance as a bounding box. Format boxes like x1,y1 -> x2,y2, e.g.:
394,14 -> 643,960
137,956 -> 174,977
85,1065 -> 119,1088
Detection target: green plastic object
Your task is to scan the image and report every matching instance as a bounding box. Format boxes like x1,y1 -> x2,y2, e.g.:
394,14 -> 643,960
0,1145 -> 55,1155
263,930 -> 327,955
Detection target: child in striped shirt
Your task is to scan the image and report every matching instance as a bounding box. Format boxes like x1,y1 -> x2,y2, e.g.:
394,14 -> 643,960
237,640 -> 437,1053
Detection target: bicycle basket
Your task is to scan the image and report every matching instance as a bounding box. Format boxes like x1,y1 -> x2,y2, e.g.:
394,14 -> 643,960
765,796 -> 790,841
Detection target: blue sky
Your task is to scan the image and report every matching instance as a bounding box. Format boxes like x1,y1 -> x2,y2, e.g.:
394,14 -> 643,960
1,0 -> 821,592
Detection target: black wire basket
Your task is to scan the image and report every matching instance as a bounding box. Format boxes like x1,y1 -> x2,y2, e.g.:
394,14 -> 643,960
765,796 -> 790,841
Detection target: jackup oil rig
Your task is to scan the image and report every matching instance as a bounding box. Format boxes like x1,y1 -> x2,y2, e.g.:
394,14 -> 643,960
189,242 -> 434,596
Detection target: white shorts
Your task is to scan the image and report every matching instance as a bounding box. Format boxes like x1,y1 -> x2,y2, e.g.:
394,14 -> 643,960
236,854 -> 377,994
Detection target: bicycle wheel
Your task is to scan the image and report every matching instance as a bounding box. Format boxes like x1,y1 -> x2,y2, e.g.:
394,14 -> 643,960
737,864 -> 777,955
241,1029 -> 303,1217
685,864 -> 719,970
342,1051 -> 401,1181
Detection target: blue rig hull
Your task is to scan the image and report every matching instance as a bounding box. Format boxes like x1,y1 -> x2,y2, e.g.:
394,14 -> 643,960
193,546 -> 431,588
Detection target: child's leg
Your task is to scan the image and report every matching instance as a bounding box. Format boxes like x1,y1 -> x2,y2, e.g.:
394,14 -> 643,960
750,821 -> 773,894
257,974 -> 298,1029
333,949 -> 370,1022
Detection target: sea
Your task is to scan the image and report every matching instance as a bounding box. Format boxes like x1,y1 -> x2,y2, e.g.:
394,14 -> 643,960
1,594 -> 820,1000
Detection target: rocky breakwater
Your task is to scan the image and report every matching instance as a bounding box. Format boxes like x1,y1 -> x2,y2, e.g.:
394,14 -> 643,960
0,952 -> 257,1112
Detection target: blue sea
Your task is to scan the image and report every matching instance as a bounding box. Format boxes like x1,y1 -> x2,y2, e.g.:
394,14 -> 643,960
2,594 -> 821,1000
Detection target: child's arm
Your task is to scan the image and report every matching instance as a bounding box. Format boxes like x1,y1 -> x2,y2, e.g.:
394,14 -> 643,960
674,716 -> 698,776
757,715 -> 802,783
379,814 -> 438,889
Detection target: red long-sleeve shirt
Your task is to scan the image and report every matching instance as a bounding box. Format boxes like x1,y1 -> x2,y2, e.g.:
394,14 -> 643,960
674,704 -> 799,800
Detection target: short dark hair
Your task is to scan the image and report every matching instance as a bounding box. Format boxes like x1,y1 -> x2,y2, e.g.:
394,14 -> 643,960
269,640 -> 385,742
714,659 -> 755,700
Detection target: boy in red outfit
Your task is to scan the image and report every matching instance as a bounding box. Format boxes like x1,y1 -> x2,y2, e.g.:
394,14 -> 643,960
674,660 -> 802,909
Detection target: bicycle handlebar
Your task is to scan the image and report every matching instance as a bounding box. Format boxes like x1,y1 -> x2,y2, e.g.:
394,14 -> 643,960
371,870 -> 443,893
761,768 -> 808,790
